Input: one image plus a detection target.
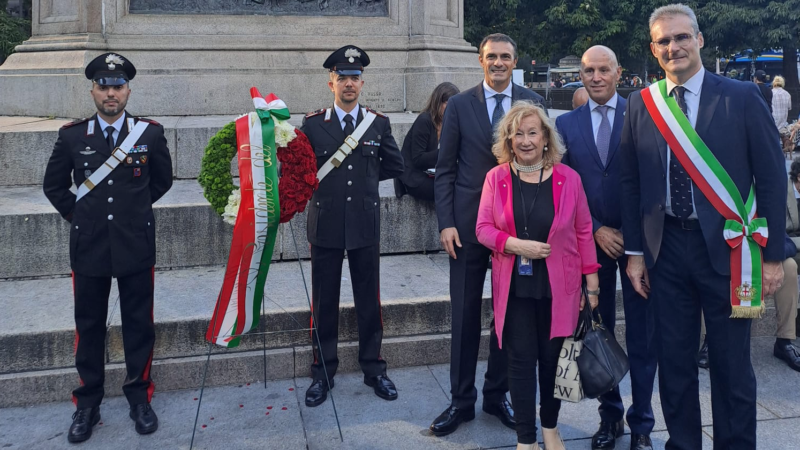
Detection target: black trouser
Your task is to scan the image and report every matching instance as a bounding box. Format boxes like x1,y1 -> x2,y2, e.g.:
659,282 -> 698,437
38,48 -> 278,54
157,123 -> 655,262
595,248 -> 657,435
72,268 -> 156,408
651,222 -> 756,450
404,177 -> 435,202
504,293 -> 564,444
449,240 -> 507,408
310,244 -> 387,380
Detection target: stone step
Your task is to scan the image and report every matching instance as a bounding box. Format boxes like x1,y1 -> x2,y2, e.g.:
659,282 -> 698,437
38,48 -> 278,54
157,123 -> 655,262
0,113 -> 417,187
0,179 -> 439,279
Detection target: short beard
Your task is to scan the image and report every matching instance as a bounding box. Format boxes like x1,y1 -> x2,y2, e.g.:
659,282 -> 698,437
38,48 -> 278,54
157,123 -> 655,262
95,99 -> 126,118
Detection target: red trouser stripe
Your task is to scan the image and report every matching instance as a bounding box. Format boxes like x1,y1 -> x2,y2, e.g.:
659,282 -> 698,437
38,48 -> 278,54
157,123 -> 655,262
71,271 -> 82,406
141,267 -> 156,402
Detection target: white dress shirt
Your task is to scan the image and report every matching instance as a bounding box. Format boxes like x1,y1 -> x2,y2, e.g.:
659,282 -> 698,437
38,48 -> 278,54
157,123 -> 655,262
333,103 -> 360,131
483,81 -> 513,122
587,93 -> 619,142
97,113 -> 126,146
664,66 -> 705,219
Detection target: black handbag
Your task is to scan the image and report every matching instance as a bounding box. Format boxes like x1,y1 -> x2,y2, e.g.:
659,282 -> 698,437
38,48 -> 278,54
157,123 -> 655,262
576,284 -> 630,399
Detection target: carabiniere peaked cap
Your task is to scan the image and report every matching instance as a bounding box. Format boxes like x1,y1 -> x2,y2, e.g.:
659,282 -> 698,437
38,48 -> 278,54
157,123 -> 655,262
85,52 -> 137,86
323,45 -> 370,75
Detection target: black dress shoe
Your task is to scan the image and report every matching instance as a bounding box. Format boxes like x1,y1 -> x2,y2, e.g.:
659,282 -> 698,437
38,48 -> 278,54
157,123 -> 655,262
630,433 -> 653,450
364,374 -> 398,401
774,340 -> 800,372
305,378 -> 334,407
697,337 -> 709,370
591,420 -> 624,449
67,406 -> 101,443
130,403 -> 158,435
482,397 -> 515,430
429,405 -> 475,437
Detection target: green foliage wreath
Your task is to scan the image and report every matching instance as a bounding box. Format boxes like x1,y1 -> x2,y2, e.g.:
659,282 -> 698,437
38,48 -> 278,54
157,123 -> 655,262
198,122 -> 237,215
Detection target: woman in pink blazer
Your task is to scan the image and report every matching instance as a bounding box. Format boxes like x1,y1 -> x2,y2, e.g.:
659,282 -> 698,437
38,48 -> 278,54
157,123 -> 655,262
476,102 -> 601,450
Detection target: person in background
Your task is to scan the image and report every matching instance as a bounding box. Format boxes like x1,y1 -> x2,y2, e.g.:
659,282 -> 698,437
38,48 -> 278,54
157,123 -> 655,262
396,82 -> 460,201
476,101 -> 600,450
754,69 -> 774,114
772,75 -> 794,153
571,87 -> 589,110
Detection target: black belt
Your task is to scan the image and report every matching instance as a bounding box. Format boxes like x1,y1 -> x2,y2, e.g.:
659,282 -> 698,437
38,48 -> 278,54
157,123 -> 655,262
665,214 -> 701,231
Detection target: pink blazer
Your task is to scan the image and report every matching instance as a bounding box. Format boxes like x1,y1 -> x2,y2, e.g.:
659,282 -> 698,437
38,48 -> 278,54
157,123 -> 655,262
476,163 -> 600,346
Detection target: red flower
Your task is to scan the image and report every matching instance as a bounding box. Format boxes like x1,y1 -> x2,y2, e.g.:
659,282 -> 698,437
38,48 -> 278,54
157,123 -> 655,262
276,129 -> 316,223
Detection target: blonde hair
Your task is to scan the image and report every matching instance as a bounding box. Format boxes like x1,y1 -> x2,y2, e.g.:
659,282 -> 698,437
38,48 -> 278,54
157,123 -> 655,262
492,101 -> 565,168
773,76 -> 786,88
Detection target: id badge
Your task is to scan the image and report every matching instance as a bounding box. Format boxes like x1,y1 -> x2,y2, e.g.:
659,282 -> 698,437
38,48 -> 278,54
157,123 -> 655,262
517,256 -> 533,276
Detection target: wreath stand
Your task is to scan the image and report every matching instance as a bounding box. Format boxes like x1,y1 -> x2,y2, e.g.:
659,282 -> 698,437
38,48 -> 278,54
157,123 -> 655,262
189,91 -> 342,448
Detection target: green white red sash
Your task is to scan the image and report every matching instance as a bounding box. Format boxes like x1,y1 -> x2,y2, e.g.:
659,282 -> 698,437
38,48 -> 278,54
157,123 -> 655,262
641,80 -> 767,318
206,89 -> 290,347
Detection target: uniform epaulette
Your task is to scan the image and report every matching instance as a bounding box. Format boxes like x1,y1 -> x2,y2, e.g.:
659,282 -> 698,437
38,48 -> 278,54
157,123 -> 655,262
61,117 -> 89,129
366,107 -> 387,118
137,117 -> 161,126
305,108 -> 326,119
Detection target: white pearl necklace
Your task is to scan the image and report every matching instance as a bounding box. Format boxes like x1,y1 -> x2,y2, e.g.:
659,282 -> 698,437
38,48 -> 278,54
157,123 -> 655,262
512,158 -> 544,173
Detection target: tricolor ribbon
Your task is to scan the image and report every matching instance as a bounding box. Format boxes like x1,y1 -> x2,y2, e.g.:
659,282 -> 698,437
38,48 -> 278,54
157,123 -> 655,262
206,89 -> 288,347
642,80 -> 767,318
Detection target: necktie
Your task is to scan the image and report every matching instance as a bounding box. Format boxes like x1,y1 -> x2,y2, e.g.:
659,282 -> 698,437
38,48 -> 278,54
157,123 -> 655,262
343,114 -> 355,136
105,126 -> 116,150
492,93 -> 506,127
595,105 -> 611,166
669,86 -> 694,219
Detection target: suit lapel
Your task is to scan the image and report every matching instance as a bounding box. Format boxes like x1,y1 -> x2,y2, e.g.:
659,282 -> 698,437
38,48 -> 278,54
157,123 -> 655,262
605,96 -> 626,166
469,84 -> 493,143
321,105 -> 346,142
695,72 -> 722,146
577,103 -> 604,169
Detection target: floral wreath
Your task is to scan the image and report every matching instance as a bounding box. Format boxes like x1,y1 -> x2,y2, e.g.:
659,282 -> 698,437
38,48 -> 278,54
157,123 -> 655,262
198,91 -> 318,225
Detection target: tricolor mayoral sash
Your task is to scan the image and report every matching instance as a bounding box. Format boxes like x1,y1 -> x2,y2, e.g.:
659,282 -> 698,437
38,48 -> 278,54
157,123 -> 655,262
206,89 -> 289,347
642,80 -> 767,318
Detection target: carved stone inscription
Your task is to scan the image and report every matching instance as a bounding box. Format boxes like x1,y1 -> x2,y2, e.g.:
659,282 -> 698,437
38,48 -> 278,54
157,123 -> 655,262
129,0 -> 388,17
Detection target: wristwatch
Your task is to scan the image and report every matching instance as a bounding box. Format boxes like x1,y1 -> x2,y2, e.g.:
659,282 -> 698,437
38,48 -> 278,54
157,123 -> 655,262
586,289 -> 600,296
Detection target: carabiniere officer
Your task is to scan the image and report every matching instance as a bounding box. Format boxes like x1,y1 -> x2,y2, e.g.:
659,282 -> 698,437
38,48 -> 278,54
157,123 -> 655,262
42,53 -> 173,444
300,45 -> 404,407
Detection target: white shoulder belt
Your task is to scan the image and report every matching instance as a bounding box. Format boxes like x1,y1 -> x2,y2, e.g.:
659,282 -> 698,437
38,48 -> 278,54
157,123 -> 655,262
317,107 -> 377,182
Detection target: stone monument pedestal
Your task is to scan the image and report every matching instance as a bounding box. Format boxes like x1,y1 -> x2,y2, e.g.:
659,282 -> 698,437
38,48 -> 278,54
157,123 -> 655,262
0,0 -> 481,117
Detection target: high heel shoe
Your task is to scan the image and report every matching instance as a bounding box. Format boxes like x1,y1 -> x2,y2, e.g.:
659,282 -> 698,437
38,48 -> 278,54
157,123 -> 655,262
542,427 -> 565,450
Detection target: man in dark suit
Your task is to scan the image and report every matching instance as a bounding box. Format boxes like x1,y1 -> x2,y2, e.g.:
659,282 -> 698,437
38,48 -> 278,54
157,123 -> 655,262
43,53 -> 173,443
754,69 -> 773,114
430,33 -> 546,437
300,45 -> 404,408
620,5 -> 785,449
557,46 -> 657,450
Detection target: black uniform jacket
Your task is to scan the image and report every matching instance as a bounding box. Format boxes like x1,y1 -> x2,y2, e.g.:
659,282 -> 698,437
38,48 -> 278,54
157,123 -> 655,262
43,112 -> 173,278
301,106 -> 404,250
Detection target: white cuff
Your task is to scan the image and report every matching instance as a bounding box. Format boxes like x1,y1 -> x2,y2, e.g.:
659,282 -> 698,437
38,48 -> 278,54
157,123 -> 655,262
625,251 -> 644,256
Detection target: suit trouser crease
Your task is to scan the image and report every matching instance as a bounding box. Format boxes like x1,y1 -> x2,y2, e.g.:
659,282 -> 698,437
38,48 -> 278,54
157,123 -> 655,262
595,249 -> 658,435
310,244 -> 387,380
651,224 -> 756,450
449,240 -> 507,408
72,268 -> 156,408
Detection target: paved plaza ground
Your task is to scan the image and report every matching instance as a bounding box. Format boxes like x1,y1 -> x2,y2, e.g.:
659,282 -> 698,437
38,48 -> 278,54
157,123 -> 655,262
1,337 -> 798,449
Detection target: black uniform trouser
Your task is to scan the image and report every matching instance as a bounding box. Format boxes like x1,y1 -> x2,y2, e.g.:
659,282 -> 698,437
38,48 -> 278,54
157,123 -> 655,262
72,267 -> 156,409
651,223 -> 756,450
449,240 -> 508,409
310,244 -> 387,380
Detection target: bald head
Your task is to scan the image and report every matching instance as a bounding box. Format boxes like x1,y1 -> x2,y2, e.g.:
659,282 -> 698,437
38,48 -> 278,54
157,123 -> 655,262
580,45 -> 621,105
572,87 -> 589,110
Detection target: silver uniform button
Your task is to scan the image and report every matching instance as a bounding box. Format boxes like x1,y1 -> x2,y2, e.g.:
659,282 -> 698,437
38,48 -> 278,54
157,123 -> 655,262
108,214 -> 113,220
108,180 -> 113,185
347,197 -> 352,202
371,151 -> 374,155
75,226 -> 79,229
374,202 -> 377,206
347,165 -> 353,170
147,222 -> 151,226
347,181 -> 352,186
84,162 -> 88,167
108,197 -> 113,203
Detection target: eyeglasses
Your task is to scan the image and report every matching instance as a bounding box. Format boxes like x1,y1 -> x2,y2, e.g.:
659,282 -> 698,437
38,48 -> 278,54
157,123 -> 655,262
652,34 -> 694,50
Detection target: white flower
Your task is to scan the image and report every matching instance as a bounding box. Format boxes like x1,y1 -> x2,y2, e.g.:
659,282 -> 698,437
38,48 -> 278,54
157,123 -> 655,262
274,119 -> 297,148
222,188 -> 241,225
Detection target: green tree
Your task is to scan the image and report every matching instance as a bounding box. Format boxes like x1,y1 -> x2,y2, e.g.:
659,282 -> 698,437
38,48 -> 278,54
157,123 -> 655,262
696,0 -> 800,87
0,0 -> 31,64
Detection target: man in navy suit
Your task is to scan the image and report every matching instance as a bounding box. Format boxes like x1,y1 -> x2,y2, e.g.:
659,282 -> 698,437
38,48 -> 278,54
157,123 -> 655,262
557,46 -> 657,450
430,33 -> 546,437
621,5 -> 785,449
